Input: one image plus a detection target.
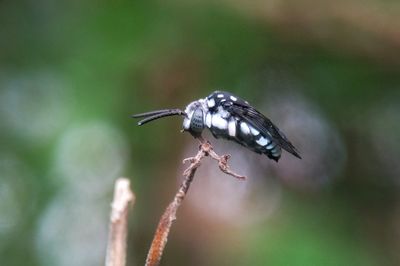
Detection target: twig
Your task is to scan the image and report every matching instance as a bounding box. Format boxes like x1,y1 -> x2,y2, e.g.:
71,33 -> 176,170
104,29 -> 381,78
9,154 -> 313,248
145,138 -> 245,266
106,178 -> 135,266
204,143 -> 246,180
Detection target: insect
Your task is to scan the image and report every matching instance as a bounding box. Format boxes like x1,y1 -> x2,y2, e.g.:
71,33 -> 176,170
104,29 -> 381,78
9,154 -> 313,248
132,91 -> 301,161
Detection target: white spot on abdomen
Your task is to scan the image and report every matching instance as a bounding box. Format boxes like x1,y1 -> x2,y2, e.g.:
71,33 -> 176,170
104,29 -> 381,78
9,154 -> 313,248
267,142 -> 276,149
271,148 -> 281,157
256,136 -> 269,146
217,94 -> 224,98
212,114 -> 228,130
230,95 -> 237,101
228,119 -> 236,136
240,122 -> 250,135
249,126 -> 260,136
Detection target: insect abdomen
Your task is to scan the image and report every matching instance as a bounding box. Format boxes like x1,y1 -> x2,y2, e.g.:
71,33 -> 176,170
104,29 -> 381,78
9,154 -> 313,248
206,111 -> 282,161
234,120 -> 282,161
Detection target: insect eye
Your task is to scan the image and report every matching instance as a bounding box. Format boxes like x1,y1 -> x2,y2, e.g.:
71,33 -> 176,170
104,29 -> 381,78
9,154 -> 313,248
190,108 -> 204,134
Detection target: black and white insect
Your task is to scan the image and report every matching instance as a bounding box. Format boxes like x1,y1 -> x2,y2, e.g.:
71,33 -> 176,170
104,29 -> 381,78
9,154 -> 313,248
132,91 -> 301,161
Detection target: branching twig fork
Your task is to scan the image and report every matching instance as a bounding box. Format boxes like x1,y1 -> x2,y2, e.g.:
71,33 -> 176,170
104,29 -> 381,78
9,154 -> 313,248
145,138 -> 246,266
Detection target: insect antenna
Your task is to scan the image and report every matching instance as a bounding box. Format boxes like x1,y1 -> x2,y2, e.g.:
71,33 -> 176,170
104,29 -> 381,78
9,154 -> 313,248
131,109 -> 186,126
131,109 -> 183,118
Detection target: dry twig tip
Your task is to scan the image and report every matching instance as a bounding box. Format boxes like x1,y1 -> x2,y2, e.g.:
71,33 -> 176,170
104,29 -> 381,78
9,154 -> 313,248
106,178 -> 135,266
145,138 -> 246,266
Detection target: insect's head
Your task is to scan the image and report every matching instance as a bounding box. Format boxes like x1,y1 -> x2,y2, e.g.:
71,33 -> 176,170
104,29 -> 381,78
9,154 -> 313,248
182,99 -> 208,137
131,98 -> 208,138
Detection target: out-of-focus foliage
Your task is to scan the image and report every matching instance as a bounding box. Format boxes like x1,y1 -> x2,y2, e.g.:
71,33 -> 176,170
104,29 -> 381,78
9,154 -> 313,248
1,0 -> 399,265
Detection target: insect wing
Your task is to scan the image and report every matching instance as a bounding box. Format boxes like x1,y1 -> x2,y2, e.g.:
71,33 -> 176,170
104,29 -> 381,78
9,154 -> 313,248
225,102 -> 301,159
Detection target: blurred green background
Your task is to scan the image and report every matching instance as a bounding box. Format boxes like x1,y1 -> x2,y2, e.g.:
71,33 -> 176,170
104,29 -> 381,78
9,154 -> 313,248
1,0 -> 400,265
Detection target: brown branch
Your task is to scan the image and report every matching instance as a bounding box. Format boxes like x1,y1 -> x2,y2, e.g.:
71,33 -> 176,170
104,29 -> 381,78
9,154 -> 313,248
145,138 -> 245,266
106,178 -> 135,266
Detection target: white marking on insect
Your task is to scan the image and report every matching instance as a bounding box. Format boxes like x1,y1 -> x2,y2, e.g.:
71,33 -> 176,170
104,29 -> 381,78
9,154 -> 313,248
205,112 -> 212,127
271,148 -> 281,157
217,94 -> 224,98
212,113 -> 228,130
207,98 -> 215,108
266,142 -> 276,149
256,136 -> 269,146
183,118 -> 190,129
228,119 -> 236,136
249,126 -> 260,135
197,99 -> 208,114
240,122 -> 250,135
217,106 -> 230,118
230,96 -> 237,101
